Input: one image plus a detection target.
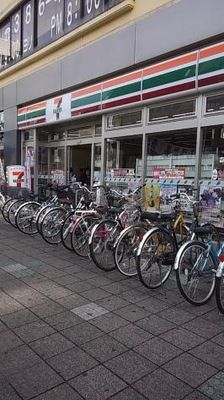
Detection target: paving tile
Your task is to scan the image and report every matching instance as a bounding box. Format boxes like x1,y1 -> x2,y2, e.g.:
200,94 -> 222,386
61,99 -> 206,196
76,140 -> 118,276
30,300 -> 66,318
1,308 -> 38,328
137,297 -> 169,313
71,302 -> 109,320
163,353 -> 218,388
81,288 -> 111,301
199,372 -> 224,400
47,346 -> 98,380
51,274 -> 81,286
34,384 -> 83,400
81,335 -> 128,362
0,292 -> 24,315
0,329 -> 23,353
65,281 -> 94,293
114,304 -> 150,322
158,306 -> 196,325
109,323 -> 153,348
136,315 -> 176,335
119,289 -> 149,303
212,332 -> 224,347
201,309 -> 224,326
62,322 -> 103,345
105,350 -> 156,383
30,332 -> 75,359
13,320 -> 55,343
109,387 -> 147,400
56,293 -> 89,309
69,365 -> 127,400
155,289 -> 185,305
159,327 -> 206,350
135,337 -> 182,365
87,277 -> 114,287
0,380 -> 22,400
44,310 -> 83,330
189,341 -> 224,369
97,295 -> 130,311
0,344 -> 41,375
89,312 -> 129,332
184,391 -> 211,400
133,368 -> 191,400
103,282 -> 128,295
9,361 -> 63,399
183,317 -> 223,339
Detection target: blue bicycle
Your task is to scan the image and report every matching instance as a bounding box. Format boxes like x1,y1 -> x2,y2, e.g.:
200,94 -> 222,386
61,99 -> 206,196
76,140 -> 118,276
174,224 -> 224,308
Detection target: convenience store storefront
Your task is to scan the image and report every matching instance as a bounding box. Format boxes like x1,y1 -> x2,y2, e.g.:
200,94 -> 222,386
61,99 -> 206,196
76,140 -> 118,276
17,41 -> 224,225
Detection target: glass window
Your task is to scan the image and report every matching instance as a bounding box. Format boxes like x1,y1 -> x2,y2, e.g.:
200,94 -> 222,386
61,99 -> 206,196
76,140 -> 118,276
106,137 -> 142,180
149,100 -> 196,122
67,126 -> 93,139
106,110 -> 142,129
206,94 -> 224,113
200,127 -> 224,180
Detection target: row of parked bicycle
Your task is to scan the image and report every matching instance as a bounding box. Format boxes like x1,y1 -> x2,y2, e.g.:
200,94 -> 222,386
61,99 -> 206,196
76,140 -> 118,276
1,182 -> 224,314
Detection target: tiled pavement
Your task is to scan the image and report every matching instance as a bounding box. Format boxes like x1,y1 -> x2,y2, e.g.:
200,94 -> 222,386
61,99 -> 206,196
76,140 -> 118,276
0,219 -> 224,400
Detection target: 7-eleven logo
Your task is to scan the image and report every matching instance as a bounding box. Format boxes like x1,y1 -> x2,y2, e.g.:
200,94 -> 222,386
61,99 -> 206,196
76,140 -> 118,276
13,171 -> 24,187
53,96 -> 63,120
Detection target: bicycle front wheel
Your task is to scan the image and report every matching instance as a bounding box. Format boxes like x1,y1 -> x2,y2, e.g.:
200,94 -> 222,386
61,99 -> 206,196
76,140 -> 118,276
89,219 -> 121,271
41,207 -> 67,245
136,227 -> 176,289
175,240 -> 216,305
72,215 -> 98,257
114,225 -> 147,277
16,201 -> 40,234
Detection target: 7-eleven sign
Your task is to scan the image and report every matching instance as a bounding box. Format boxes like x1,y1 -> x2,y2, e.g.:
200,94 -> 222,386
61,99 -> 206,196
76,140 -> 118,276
6,166 -> 26,188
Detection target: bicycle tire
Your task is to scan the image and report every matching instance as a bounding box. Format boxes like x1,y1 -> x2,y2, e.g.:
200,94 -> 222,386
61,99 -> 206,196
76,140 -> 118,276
2,198 -> 17,223
8,199 -> 26,227
61,211 -> 76,251
136,226 -> 177,289
36,205 -> 53,233
15,201 -> 41,234
89,219 -> 121,271
41,207 -> 67,245
72,214 -> 99,257
114,224 -> 147,277
175,240 -> 216,305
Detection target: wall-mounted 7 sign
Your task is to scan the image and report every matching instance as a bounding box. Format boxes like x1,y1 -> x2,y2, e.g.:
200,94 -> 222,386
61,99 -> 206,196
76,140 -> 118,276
6,166 -> 26,188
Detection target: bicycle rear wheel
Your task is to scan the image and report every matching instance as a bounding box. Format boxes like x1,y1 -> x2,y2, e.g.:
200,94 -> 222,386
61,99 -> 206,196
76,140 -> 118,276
114,225 -> 147,277
89,219 -> 121,271
136,227 -> 176,289
175,240 -> 216,305
215,262 -> 224,314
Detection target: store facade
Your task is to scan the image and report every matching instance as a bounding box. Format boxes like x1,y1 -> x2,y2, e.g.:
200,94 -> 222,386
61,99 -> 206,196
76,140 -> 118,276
1,0 -> 224,223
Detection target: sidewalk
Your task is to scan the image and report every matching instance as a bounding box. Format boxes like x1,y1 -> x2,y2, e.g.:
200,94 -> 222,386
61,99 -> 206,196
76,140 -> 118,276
0,218 -> 223,400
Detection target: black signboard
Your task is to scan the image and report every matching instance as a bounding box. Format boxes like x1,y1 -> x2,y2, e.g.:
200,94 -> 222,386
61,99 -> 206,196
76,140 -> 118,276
11,9 -> 21,61
0,21 -> 11,69
0,0 -> 125,70
37,0 -> 64,47
82,0 -> 104,22
64,0 -> 82,32
22,0 -> 35,56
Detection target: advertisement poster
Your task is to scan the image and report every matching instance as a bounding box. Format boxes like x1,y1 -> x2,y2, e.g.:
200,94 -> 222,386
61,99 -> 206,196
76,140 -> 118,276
25,146 -> 34,191
144,182 -> 160,210
153,167 -> 185,180
199,184 -> 222,226
160,183 -> 177,212
51,169 -> 65,185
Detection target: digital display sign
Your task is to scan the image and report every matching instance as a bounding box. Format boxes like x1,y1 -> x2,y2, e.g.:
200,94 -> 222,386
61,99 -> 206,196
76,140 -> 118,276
22,0 -> 35,55
0,0 -> 125,71
11,9 -> 21,61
